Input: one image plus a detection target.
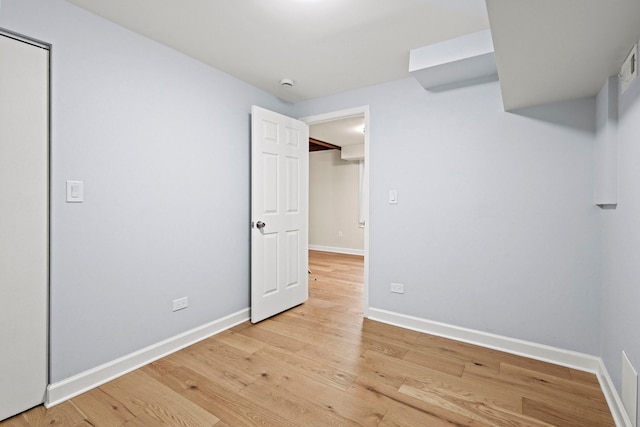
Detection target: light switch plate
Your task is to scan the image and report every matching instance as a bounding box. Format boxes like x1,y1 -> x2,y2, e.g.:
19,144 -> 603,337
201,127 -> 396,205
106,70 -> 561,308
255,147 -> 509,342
66,181 -> 84,203
389,189 -> 398,204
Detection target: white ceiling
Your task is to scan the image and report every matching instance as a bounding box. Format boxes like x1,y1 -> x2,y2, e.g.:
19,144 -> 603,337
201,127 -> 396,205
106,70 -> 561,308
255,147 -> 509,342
487,0 -> 640,110
66,0 -> 640,109
310,116 -> 365,147
65,0 -> 489,103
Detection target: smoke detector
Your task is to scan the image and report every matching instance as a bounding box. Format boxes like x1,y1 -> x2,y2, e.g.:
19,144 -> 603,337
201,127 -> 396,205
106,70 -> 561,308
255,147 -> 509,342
280,78 -> 294,87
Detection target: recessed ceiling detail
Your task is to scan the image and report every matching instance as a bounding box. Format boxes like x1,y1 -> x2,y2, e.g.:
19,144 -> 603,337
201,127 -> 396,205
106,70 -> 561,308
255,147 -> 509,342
409,29 -> 497,91
487,0 -> 640,110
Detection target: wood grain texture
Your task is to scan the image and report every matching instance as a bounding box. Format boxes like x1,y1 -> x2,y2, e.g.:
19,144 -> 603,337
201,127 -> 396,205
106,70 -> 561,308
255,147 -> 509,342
1,250 -> 614,426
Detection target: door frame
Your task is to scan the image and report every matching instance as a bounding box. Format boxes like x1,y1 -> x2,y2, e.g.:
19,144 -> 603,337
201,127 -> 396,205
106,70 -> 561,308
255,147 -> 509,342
299,106 -> 370,317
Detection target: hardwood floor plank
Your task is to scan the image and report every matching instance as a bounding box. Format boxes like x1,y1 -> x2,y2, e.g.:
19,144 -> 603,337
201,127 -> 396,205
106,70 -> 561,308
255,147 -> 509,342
257,345 -> 357,391
359,350 -> 467,388
99,370 -> 221,426
412,334 -> 503,375
164,345 -> 257,393
122,411 -> 174,426
462,366 -> 613,420
346,380 -> 479,427
569,368 -> 602,387
212,330 -> 268,354
295,341 -> 369,377
239,380 -> 359,426
239,360 -> 384,427
0,402 -> 87,426
256,318 -> 336,348
279,307 -> 364,334
498,363 -> 611,410
70,387 -> 136,425
400,376 -> 524,420
362,318 -> 422,344
402,349 -> 466,377
378,406 -> 465,427
270,310 -> 365,345
234,321 -> 308,353
399,380 -> 552,427
522,396 -> 615,427
351,376 -> 492,427
149,365 -> 297,427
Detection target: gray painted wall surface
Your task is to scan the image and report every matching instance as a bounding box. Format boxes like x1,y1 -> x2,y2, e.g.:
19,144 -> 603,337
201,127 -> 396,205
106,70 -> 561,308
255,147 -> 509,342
0,0 -> 292,382
295,78 -> 601,355
600,67 -> 640,424
309,150 -> 364,251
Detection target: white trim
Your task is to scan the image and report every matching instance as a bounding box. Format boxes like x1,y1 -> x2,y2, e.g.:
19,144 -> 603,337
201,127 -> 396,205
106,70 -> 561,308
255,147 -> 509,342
299,106 -> 368,125
368,307 -> 631,427
0,28 -> 51,50
600,358 -> 635,427
45,308 -> 249,408
301,105 -> 370,317
309,245 -> 364,256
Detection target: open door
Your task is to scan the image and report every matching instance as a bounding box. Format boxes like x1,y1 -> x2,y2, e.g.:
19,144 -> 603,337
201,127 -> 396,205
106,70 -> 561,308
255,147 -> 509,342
250,106 -> 309,323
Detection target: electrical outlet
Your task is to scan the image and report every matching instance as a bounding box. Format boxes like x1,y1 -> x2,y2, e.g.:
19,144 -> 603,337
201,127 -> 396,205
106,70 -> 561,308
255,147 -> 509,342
390,283 -> 404,294
172,297 -> 188,312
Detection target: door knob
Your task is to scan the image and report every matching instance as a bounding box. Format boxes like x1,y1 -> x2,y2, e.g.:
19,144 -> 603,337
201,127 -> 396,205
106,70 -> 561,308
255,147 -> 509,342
256,221 -> 266,229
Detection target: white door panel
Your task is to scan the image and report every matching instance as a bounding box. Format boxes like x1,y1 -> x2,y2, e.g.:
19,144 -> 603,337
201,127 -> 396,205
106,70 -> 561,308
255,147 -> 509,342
0,34 -> 49,420
251,106 -> 308,323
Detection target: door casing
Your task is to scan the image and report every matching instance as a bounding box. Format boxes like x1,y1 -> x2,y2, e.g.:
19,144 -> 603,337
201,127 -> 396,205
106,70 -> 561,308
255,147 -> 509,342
300,106 -> 370,318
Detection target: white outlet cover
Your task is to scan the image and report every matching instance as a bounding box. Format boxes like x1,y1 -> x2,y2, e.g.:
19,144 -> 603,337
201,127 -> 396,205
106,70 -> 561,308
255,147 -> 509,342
172,297 -> 188,312
390,282 -> 404,294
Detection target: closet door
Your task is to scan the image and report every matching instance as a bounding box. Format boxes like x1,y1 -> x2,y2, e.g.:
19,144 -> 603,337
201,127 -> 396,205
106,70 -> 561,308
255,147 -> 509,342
0,33 -> 49,420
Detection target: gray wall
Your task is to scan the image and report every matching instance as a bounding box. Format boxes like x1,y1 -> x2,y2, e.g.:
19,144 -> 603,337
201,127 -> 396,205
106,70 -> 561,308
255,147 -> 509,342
1,0 -> 292,382
601,63 -> 640,423
309,150 -> 364,252
295,78 -> 601,355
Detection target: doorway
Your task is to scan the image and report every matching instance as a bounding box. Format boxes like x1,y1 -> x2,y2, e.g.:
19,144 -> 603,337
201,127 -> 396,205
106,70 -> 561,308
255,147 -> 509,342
308,116 -> 365,256
301,106 -> 370,317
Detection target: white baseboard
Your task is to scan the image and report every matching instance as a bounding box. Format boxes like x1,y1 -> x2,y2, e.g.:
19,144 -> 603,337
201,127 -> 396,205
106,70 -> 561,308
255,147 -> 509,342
599,358 -> 635,427
368,307 -> 631,427
309,245 -> 364,256
45,308 -> 249,408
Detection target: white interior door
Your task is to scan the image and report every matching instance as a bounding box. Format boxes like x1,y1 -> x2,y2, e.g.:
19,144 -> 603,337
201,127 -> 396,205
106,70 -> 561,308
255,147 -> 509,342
0,34 -> 49,420
251,106 -> 309,323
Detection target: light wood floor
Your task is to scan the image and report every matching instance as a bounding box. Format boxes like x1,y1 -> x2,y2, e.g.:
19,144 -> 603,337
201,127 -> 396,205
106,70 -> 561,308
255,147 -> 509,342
2,250 -> 614,426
